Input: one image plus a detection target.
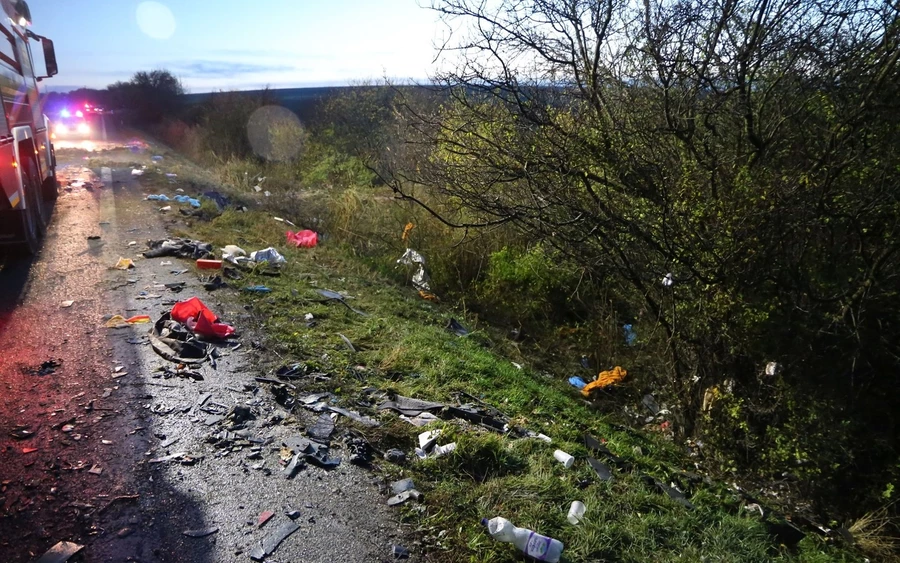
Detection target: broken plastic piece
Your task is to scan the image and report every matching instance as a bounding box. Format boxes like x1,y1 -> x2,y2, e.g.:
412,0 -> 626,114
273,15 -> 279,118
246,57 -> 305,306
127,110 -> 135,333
568,376 -> 587,390
445,318 -> 469,337
392,545 -> 411,559
114,257 -> 135,270
197,259 -> 222,269
307,413 -> 335,441
171,297 -> 235,339
249,520 -> 300,561
286,230 -> 318,248
258,511 -> 275,527
245,285 -> 272,293
182,527 -> 219,538
35,541 -> 84,563
587,457 -> 613,481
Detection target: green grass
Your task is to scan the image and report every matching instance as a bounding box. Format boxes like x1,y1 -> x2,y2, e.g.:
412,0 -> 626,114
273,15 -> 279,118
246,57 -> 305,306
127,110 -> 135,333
88,149 -> 866,562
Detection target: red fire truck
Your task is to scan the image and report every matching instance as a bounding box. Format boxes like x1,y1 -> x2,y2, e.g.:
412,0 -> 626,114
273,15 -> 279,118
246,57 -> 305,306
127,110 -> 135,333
0,0 -> 58,253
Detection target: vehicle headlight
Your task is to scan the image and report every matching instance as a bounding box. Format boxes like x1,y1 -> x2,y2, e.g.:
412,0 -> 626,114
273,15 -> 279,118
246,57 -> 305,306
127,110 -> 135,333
77,123 -> 90,134
55,124 -> 69,134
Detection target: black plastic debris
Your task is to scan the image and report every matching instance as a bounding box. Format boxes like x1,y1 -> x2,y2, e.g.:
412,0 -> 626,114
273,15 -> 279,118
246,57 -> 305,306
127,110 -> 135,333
642,394 -> 661,416
143,238 -> 213,259
767,518 -> 806,546
35,541 -> 84,563
392,545 -> 411,559
283,451 -> 305,479
316,289 -> 367,316
345,434 -> 373,465
165,282 -> 186,292
378,394 -> 510,433
384,449 -> 406,463
329,406 -> 379,427
587,457 -> 614,482
182,527 -> 219,538
9,427 -> 34,440
202,190 -> 230,210
276,363 -> 306,379
149,313 -> 210,364
249,520 -> 300,561
641,475 -> 694,509
445,318 -> 469,337
378,395 -> 445,417
580,355 -> 592,369
22,359 -> 62,376
307,413 -> 335,441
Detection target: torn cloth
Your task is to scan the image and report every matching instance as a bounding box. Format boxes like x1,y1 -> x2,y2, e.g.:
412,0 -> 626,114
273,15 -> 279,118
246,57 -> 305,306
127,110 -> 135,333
581,366 -> 628,396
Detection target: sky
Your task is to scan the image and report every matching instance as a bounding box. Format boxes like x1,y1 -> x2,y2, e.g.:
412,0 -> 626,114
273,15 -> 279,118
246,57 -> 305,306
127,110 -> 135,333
29,0 -> 447,93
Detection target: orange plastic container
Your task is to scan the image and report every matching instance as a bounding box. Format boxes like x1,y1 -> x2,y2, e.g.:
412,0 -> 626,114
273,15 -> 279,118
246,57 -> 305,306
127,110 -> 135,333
196,259 -> 223,269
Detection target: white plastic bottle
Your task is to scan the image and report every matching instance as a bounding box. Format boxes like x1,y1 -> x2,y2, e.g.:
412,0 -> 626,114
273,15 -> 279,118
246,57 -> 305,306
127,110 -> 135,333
481,517 -> 564,562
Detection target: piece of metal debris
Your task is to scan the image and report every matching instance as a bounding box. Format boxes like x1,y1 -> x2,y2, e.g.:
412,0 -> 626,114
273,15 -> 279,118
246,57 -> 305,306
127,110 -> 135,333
183,527 -> 219,538
35,541 -> 84,563
249,520 -> 300,561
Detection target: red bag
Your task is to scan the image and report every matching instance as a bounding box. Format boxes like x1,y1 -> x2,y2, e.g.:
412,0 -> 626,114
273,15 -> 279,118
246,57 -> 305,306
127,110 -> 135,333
171,297 -> 235,339
286,230 -> 318,248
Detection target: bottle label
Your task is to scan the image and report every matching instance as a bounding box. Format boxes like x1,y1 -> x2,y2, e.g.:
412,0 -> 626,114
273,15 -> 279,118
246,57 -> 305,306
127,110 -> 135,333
526,531 -> 552,559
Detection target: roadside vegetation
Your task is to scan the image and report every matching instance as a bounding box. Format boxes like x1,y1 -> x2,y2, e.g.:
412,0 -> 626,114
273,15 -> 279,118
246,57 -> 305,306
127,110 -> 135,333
83,0 -> 900,560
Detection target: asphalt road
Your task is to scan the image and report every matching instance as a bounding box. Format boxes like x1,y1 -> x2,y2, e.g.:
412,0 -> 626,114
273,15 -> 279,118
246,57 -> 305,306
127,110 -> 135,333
0,134 -> 406,562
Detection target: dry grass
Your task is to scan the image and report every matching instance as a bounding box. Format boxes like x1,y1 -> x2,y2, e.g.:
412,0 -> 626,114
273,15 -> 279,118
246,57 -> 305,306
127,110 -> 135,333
850,505 -> 900,562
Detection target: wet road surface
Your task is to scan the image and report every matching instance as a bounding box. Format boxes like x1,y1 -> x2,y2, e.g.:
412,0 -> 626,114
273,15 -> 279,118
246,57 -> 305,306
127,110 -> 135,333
0,138 -> 404,562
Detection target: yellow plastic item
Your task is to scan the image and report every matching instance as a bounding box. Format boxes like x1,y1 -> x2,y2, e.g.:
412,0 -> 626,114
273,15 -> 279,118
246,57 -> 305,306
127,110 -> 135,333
581,366 -> 627,396
114,257 -> 135,270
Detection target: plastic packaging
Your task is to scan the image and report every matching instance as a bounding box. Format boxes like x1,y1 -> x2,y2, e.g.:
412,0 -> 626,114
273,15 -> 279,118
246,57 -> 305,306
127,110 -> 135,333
567,501 -> 585,524
481,516 -> 564,562
553,449 -> 575,469
286,230 -> 318,248
196,259 -> 222,269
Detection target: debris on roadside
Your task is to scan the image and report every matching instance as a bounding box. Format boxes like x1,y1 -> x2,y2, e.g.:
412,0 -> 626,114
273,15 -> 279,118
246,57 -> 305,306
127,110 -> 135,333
197,259 -> 222,269
378,393 -> 511,433
245,285 -> 272,293
397,248 -> 431,292
384,449 -> 406,463
34,540 -> 84,563
60,300 -> 74,308
146,194 -> 170,202
581,366 -> 627,396
149,314 -> 210,364
113,257 -> 135,270
249,519 -> 300,561
553,449 -> 575,468
316,289 -> 367,316
105,315 -> 151,328
250,247 -> 287,265
392,545 -> 411,559
286,230 -> 318,248
171,297 -> 235,339
201,274 -> 227,291
387,478 -> 423,506
144,238 -> 213,260
258,510 -> 275,528
182,527 -> 219,538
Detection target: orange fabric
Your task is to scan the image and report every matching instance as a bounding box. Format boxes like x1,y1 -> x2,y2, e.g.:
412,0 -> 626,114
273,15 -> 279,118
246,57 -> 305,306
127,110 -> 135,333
581,366 -> 627,396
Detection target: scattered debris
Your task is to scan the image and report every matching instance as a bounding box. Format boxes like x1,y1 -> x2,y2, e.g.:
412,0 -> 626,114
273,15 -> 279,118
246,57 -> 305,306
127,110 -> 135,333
316,289 -> 367,316
392,545 -> 411,559
182,527 -> 219,538
397,248 -> 431,292
197,259 -> 222,269
642,394 -> 661,416
35,541 -> 84,563
171,297 -> 235,339
249,520 -> 300,561
144,239 -> 213,260
338,333 -> 356,352
587,457 -> 613,481
445,318 -> 469,337
623,323 -> 637,346
765,362 -> 782,377
114,257 -> 135,270
105,314 -> 151,328
258,511 -> 275,527
568,376 -> 587,390
60,300 -> 74,308
554,449 -> 575,468
245,285 -> 272,293
387,489 -> 423,506
384,449 -> 406,463
328,406 -> 379,427
149,313 -> 210,364
581,366 -> 627,396
9,427 -> 34,440
306,413 -> 335,441
567,501 -> 586,525
88,465 -> 103,475
22,359 -> 61,376
249,247 -> 287,265
286,230 -> 318,248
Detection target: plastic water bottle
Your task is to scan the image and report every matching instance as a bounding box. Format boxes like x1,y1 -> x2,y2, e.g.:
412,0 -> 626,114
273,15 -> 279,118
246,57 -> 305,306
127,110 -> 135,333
481,517 -> 564,562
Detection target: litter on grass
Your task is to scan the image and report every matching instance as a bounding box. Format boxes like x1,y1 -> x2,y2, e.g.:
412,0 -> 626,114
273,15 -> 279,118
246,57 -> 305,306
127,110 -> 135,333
250,247 -> 287,265
581,366 -> 627,396
144,239 -> 213,260
397,248 -> 431,292
286,230 -> 317,248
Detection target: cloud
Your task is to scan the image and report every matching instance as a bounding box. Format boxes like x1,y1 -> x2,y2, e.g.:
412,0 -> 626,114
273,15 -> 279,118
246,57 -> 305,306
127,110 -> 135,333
171,60 -> 296,78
